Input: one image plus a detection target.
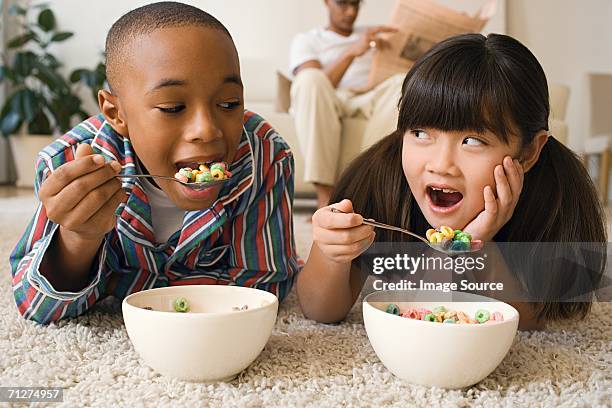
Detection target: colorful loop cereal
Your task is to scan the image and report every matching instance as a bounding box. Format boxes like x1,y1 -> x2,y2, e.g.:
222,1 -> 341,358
211,168 -> 225,180
491,311 -> 504,321
195,172 -> 213,183
386,303 -> 400,315
175,161 -> 231,184
427,226 -> 474,250
443,310 -> 457,320
385,304 -> 504,325
401,308 -> 420,320
475,309 -> 491,323
432,305 -> 446,314
423,313 -> 436,322
173,297 -> 189,313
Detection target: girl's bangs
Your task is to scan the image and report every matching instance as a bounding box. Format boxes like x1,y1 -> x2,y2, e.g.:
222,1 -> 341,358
397,51 -> 516,143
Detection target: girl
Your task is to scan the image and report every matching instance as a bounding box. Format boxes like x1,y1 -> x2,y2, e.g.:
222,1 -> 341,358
296,33 -> 607,329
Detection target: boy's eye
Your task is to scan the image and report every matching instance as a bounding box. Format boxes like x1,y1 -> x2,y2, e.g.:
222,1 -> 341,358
218,101 -> 242,110
158,105 -> 185,114
463,137 -> 485,146
412,129 -> 430,140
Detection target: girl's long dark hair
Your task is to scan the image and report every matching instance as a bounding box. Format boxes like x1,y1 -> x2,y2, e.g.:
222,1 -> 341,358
331,33 -> 606,321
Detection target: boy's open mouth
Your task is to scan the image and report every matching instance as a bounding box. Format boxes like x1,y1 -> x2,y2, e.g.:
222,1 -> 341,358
174,156 -> 224,172
427,186 -> 463,208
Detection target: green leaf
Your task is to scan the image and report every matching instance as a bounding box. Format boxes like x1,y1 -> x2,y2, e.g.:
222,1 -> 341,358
38,9 -> 56,31
7,32 -> 36,49
27,111 -> 52,135
0,66 -> 16,83
9,90 -> 24,117
8,4 -> 27,15
77,109 -> 90,120
21,89 -> 40,122
83,71 -> 97,88
1,111 -> 23,136
13,51 -> 36,78
50,32 -> 73,42
32,60 -> 70,93
69,68 -> 86,83
42,53 -> 61,69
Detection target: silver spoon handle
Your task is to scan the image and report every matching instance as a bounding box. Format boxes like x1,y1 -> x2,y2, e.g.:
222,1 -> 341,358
116,174 -> 178,182
330,208 -> 429,244
362,219 -> 430,244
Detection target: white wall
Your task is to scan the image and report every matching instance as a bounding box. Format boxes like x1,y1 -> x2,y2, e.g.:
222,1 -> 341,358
3,0 -> 504,109
4,1 -> 609,150
507,0 -> 612,150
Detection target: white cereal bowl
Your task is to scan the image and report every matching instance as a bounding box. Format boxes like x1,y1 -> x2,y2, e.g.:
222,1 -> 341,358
122,285 -> 278,382
363,290 -> 519,389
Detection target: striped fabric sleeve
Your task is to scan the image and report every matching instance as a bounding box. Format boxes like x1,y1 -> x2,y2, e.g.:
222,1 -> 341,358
227,142 -> 300,300
9,151 -> 110,324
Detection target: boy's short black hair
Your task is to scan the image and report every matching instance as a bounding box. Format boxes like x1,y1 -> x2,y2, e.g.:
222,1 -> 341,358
105,1 -> 232,91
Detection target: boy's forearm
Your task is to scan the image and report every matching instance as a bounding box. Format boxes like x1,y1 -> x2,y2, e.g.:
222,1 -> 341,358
39,227 -> 104,292
297,244 -> 358,323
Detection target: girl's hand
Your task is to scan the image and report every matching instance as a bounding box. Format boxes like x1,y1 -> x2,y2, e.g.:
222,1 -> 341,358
463,156 -> 524,242
312,199 -> 375,264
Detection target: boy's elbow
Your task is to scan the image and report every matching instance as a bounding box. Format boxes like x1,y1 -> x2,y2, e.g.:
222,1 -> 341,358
13,293 -> 60,325
15,305 -> 52,325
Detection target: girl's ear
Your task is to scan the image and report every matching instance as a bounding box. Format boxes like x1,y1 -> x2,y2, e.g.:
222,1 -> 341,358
520,130 -> 549,173
98,89 -> 129,138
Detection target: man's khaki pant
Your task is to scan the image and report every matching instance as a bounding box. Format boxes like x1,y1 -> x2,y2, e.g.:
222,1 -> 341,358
290,68 -> 404,186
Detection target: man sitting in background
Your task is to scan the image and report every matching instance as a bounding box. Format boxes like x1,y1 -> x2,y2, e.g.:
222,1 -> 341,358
290,0 -> 404,208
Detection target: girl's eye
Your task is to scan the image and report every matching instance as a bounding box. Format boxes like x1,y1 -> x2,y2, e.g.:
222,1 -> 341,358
463,137 -> 485,146
218,101 -> 242,110
412,130 -> 430,140
158,105 -> 185,114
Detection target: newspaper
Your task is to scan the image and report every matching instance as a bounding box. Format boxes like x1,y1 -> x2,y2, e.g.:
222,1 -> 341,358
365,0 -> 497,90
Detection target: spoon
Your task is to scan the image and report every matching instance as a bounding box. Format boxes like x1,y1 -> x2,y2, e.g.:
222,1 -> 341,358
330,207 -> 483,255
116,174 -> 231,191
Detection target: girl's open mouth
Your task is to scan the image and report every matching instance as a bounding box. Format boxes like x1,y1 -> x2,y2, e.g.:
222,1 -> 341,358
426,186 -> 463,213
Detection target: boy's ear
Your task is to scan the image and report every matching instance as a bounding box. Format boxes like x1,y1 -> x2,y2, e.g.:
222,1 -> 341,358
520,130 -> 549,173
98,89 -> 128,137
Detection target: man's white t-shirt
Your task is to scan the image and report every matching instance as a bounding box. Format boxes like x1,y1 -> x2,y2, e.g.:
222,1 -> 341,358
289,27 -> 374,90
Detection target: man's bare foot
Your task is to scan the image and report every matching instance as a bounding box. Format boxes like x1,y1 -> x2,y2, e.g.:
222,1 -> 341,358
314,183 -> 334,209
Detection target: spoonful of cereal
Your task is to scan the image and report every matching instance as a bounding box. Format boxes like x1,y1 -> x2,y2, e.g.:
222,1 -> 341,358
330,208 -> 483,255
116,161 -> 232,191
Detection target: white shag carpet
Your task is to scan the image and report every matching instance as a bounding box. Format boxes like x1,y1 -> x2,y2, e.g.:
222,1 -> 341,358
1,194 -> 611,408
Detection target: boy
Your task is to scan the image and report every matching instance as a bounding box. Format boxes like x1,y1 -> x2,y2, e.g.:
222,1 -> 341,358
10,2 -> 299,324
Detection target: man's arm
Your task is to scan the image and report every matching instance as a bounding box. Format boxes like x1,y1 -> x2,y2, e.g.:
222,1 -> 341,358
293,26 -> 397,88
294,49 -> 356,89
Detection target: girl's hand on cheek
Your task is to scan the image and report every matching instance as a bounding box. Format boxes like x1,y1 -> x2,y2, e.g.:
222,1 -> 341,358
312,199 -> 376,264
463,156 -> 524,242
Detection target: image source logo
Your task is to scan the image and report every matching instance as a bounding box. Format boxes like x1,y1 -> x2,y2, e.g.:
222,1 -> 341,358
371,252 -> 486,275
361,242 -> 610,303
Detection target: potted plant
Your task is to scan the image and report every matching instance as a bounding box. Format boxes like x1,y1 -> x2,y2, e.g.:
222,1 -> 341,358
0,3 -> 105,187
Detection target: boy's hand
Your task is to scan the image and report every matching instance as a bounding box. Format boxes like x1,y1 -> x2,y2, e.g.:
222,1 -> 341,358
312,199 -> 375,264
463,156 -> 524,242
39,143 -> 126,242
